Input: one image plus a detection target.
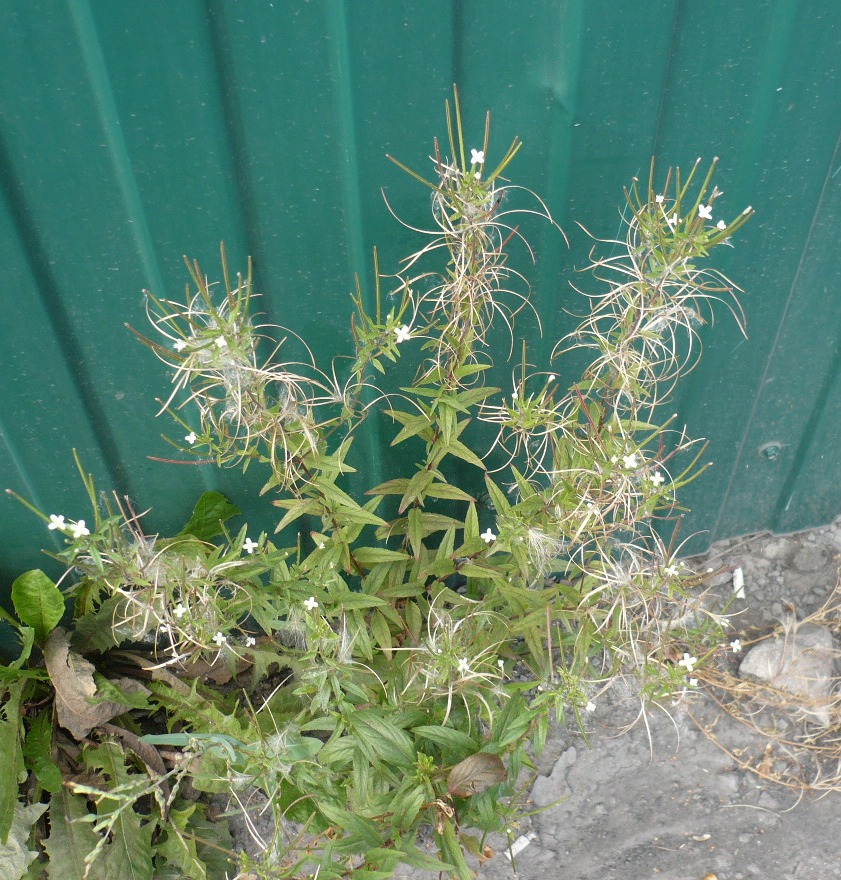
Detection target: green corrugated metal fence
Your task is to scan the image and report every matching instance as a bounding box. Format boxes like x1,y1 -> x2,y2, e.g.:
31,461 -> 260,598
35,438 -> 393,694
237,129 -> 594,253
1,0 -> 840,603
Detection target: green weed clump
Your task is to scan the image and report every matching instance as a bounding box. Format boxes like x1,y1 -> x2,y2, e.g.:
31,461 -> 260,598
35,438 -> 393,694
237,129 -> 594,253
2,90 -> 752,879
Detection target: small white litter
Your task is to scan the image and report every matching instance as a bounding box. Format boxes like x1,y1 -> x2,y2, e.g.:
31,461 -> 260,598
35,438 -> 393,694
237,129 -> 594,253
505,832 -> 537,860
732,566 -> 745,598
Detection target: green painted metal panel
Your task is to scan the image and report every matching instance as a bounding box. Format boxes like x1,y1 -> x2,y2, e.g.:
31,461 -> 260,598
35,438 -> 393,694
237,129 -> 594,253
1,0 -> 839,612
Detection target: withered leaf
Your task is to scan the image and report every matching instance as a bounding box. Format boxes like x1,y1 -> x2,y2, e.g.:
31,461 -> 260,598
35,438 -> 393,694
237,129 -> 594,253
447,752 -> 506,797
45,628 -> 136,739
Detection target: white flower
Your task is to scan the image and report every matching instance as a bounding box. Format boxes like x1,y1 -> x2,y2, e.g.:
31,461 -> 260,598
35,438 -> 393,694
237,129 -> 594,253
242,537 -> 259,554
481,528 -> 497,544
47,514 -> 66,531
457,657 -> 471,675
244,636 -> 257,648
215,335 -> 227,348
394,324 -> 412,344
650,471 -> 665,488
716,219 -> 727,230
622,453 -> 639,470
474,171 -> 482,180
688,677 -> 699,687
70,520 -> 90,539
678,652 -> 697,673
470,148 -> 485,164
585,701 -> 596,713
698,204 -> 713,220
304,596 -> 319,611
173,339 -> 187,351
730,639 -> 742,653
667,213 -> 678,227
172,603 -> 187,619
511,389 -> 519,401
185,432 -> 197,445
610,454 -> 619,464
664,564 -> 680,577
655,194 -> 664,204
212,632 -> 227,647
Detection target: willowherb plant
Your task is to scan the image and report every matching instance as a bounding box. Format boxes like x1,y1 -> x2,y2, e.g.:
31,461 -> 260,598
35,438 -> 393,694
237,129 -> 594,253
4,90 -> 752,880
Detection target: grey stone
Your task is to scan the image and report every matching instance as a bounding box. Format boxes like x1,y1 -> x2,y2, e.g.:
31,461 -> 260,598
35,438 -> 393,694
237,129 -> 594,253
532,746 -> 576,808
738,622 -> 837,726
792,545 -> 829,572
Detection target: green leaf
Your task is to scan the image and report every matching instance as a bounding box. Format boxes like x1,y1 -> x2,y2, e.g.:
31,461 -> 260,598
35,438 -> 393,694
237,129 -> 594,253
407,509 -> 424,559
72,596 -> 124,653
327,592 -> 387,612
315,478 -> 388,526
273,497 -> 320,533
153,803 -> 208,880
424,482 -> 475,503
491,693 -> 533,749
22,712 -> 62,795
443,438 -> 486,470
79,742 -> 154,880
352,547 -> 411,565
398,469 -> 434,513
365,478 -> 410,497
399,843 -> 455,874
411,725 -> 478,754
0,682 -> 25,846
464,503 -> 479,543
385,408 -> 433,445
8,628 -> 35,671
317,802 -> 383,851
11,570 -> 64,644
44,788 -> 108,880
155,801 -> 233,880
371,610 -> 394,659
178,491 -> 241,541
483,475 -> 512,517
349,710 -> 415,767
388,785 -> 426,833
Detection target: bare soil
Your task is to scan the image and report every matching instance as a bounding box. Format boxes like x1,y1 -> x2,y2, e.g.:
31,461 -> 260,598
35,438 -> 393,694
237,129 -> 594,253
471,517 -> 841,880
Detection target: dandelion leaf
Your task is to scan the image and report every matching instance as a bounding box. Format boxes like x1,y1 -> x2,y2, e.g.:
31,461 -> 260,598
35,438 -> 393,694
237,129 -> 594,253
22,711 -> 62,794
78,742 -> 154,880
0,801 -> 47,880
0,682 -> 26,846
44,788 -> 109,880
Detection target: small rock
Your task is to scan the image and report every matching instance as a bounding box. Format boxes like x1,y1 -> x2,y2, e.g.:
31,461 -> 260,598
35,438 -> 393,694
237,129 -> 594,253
757,791 -> 780,811
762,539 -> 792,562
792,545 -> 829,572
738,622 -> 837,726
716,771 -> 741,796
532,746 -> 576,808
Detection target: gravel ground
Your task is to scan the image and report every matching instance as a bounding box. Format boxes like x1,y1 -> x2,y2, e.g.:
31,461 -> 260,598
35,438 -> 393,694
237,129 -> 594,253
470,516 -> 841,880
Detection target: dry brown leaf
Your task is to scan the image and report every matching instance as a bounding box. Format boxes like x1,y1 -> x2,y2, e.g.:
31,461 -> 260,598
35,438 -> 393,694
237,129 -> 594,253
447,752 -> 506,797
45,628 -> 135,739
